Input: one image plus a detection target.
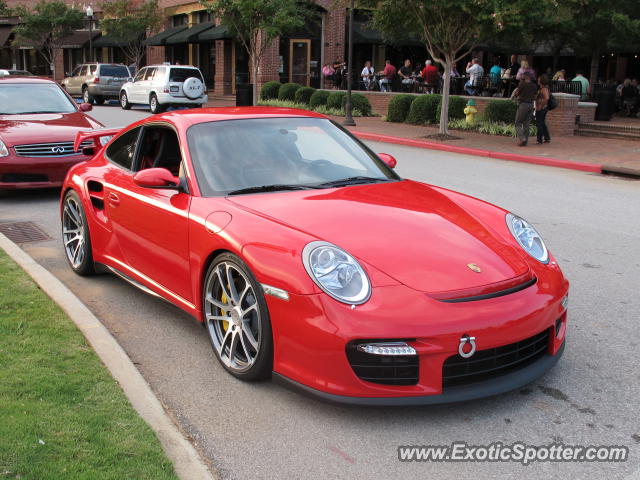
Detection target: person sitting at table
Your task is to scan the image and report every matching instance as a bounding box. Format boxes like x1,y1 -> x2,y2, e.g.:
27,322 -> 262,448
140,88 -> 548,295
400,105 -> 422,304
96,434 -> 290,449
421,60 -> 439,93
552,69 -> 566,81
508,54 -> 520,78
451,65 -> 461,77
398,59 -> 415,91
360,60 -> 375,90
516,60 -> 535,81
379,59 -> 396,92
332,57 -> 346,89
464,58 -> 484,95
489,58 -> 502,88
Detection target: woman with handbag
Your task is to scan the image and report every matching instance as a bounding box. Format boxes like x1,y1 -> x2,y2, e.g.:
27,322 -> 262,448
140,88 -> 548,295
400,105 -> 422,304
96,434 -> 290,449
535,74 -> 551,144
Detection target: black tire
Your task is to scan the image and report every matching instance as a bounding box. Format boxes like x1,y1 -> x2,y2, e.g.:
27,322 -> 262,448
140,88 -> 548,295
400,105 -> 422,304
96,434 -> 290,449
61,190 -> 95,276
203,253 -> 273,381
82,86 -> 94,104
94,96 -> 105,105
120,91 -> 131,110
149,94 -> 164,114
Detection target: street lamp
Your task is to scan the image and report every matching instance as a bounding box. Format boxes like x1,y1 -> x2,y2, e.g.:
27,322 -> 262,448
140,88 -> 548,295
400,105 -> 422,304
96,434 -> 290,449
343,0 -> 356,127
86,6 -> 94,63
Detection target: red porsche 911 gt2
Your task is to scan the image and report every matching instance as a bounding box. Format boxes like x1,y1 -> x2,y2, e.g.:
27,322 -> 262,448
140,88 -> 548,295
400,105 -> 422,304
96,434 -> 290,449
61,107 -> 568,405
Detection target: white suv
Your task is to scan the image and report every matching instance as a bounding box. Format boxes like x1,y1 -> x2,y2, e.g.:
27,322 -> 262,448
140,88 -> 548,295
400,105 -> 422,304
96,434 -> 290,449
119,64 -> 207,113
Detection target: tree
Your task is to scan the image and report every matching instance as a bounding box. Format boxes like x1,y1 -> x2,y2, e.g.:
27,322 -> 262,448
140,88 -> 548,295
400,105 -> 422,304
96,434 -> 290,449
100,0 -> 164,69
13,0 -> 84,79
200,0 -> 315,105
0,1 -> 11,16
367,0 -> 515,135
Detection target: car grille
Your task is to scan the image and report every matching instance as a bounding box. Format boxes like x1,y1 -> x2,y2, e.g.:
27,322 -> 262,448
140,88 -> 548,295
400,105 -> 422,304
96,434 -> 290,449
14,140 -> 92,157
346,341 -> 419,386
442,329 -> 550,389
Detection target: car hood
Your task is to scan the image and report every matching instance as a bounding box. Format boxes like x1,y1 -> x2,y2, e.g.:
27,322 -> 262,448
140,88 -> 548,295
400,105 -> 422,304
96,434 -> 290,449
227,180 -> 531,295
0,112 -> 103,147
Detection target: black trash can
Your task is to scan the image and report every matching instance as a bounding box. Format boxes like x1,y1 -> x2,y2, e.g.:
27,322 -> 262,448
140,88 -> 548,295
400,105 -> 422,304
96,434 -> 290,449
236,84 -> 253,107
593,85 -> 616,121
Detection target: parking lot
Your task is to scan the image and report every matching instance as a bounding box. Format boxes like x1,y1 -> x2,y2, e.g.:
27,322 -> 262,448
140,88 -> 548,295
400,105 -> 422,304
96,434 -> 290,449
2,105 -> 639,479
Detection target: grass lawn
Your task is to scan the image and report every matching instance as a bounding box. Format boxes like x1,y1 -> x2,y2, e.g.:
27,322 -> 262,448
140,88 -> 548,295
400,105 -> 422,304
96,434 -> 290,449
0,250 -> 178,480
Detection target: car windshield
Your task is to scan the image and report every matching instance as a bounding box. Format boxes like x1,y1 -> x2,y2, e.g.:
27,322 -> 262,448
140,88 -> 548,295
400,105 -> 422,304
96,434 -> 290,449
187,117 -> 399,196
100,65 -> 129,77
169,68 -> 204,83
0,83 -> 76,114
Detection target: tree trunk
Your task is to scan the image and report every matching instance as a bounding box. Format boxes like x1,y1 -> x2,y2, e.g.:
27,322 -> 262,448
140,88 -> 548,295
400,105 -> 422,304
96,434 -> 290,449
589,50 -> 599,92
439,55 -> 452,135
251,54 -> 259,106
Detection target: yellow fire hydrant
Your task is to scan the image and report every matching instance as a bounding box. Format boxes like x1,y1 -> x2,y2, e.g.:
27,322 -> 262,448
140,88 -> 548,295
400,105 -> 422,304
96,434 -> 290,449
464,99 -> 478,125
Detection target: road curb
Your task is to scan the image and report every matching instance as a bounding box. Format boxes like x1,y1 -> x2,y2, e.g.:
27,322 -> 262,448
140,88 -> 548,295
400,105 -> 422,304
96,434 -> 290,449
352,131 -> 604,174
0,233 -> 217,480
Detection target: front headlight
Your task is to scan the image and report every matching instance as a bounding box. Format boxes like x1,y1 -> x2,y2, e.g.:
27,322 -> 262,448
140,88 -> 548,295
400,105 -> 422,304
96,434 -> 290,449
0,138 -> 8,157
302,241 -> 371,304
506,213 -> 549,263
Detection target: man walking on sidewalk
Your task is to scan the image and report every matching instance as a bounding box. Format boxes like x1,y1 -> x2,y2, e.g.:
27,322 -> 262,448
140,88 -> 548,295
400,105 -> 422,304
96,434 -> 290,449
512,73 -> 538,146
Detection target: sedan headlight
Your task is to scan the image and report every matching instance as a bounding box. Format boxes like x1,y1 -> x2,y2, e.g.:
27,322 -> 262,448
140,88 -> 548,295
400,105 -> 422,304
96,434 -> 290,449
506,213 -> 549,264
302,241 -> 371,304
0,138 -> 8,157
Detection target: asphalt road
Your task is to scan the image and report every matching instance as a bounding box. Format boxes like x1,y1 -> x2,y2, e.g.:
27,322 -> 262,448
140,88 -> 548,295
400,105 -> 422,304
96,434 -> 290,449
2,105 -> 639,480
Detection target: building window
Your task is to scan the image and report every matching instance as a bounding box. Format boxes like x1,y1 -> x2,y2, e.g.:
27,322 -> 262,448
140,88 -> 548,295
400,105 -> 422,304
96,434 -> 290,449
198,10 -> 212,23
172,14 -> 188,27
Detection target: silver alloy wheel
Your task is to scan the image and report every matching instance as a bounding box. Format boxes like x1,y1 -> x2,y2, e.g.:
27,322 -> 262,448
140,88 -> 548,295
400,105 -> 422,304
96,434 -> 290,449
62,196 -> 86,269
83,88 -> 90,103
150,95 -> 157,112
120,92 -> 128,108
204,261 -> 261,373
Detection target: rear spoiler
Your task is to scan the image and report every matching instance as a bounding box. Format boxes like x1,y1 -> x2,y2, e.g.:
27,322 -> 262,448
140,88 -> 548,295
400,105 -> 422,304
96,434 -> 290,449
74,127 -> 122,152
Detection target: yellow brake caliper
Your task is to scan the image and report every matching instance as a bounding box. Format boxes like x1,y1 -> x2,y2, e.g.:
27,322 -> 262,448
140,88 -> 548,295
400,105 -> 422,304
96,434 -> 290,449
220,292 -> 229,332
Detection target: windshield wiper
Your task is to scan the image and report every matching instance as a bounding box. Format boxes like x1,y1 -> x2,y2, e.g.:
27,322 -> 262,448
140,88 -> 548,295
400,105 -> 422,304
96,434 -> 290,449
227,184 -> 320,196
316,176 -> 392,188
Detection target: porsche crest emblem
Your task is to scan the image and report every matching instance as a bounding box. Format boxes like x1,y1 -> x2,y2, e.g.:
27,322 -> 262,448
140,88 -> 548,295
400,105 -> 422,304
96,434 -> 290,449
467,263 -> 482,273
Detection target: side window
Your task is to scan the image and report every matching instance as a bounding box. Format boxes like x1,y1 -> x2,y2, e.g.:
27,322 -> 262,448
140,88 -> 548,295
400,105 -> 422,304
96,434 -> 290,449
105,127 -> 141,170
154,67 -> 166,82
136,126 -> 182,176
79,66 -> 88,76
89,65 -> 97,75
71,66 -> 81,77
144,67 -> 157,81
134,68 -> 146,82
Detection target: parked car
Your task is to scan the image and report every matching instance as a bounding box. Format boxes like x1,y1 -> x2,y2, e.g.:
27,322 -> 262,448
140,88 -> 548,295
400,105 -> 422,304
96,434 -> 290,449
61,107 -> 568,405
0,76 -> 103,193
0,69 -> 33,76
61,63 -> 132,105
119,64 -> 207,114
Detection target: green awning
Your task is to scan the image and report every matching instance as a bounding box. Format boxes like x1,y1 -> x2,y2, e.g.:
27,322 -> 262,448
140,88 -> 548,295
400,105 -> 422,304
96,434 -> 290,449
197,25 -> 230,42
93,35 -> 129,48
165,21 -> 215,44
353,22 -> 382,44
59,30 -> 100,49
145,25 -> 189,46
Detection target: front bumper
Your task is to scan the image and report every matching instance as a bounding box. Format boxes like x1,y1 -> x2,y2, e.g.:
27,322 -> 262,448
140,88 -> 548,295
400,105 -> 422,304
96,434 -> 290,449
265,262 -> 568,403
156,93 -> 208,106
0,152 -> 85,189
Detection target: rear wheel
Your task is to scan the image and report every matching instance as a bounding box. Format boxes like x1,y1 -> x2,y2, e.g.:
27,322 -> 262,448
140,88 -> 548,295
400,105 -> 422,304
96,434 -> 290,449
120,91 -> 131,110
82,86 -> 94,104
62,190 -> 95,276
149,94 -> 164,114
203,253 -> 273,381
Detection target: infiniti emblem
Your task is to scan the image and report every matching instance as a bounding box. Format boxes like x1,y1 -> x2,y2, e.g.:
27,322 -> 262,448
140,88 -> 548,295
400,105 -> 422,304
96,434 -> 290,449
51,146 -> 65,154
458,334 -> 476,358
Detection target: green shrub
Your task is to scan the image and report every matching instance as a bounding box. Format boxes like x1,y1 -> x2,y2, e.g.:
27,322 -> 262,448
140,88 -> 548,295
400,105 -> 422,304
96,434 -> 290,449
278,82 -> 302,101
309,90 -> 331,108
341,93 -> 372,116
483,99 -> 518,123
386,94 -> 415,122
294,86 -> 316,105
406,94 -> 442,125
436,95 -> 467,121
260,81 -> 281,100
327,91 -> 346,110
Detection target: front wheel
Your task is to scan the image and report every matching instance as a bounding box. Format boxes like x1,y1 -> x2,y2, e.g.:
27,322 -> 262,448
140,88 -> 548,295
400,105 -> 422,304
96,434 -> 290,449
120,91 -> 131,110
203,253 -> 273,380
82,87 -> 94,104
149,94 -> 164,114
62,190 -> 95,276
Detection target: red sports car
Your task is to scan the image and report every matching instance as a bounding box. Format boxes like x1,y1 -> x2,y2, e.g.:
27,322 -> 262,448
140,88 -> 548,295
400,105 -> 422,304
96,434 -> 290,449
61,108 -> 568,405
0,76 -> 103,193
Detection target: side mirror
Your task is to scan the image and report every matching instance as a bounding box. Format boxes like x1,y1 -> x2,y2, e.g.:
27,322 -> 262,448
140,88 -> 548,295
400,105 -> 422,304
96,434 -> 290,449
378,153 -> 397,169
79,102 -> 93,112
127,77 -> 133,82
81,146 -> 95,156
133,168 -> 180,189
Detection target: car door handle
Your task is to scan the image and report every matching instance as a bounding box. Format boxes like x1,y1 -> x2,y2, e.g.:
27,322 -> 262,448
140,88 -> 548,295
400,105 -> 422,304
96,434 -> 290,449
108,192 -> 120,207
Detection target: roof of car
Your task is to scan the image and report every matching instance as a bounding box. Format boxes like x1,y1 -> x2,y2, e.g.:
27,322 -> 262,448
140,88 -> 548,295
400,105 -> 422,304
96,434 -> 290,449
146,64 -> 199,69
138,107 -> 328,129
0,76 -> 58,84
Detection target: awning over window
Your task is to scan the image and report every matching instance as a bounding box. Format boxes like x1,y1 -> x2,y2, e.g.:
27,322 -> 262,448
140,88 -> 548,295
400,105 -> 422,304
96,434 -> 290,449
93,35 -> 130,48
145,25 -> 189,46
353,22 -> 382,44
195,25 -> 231,42
165,21 -> 213,44
59,30 -> 101,49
